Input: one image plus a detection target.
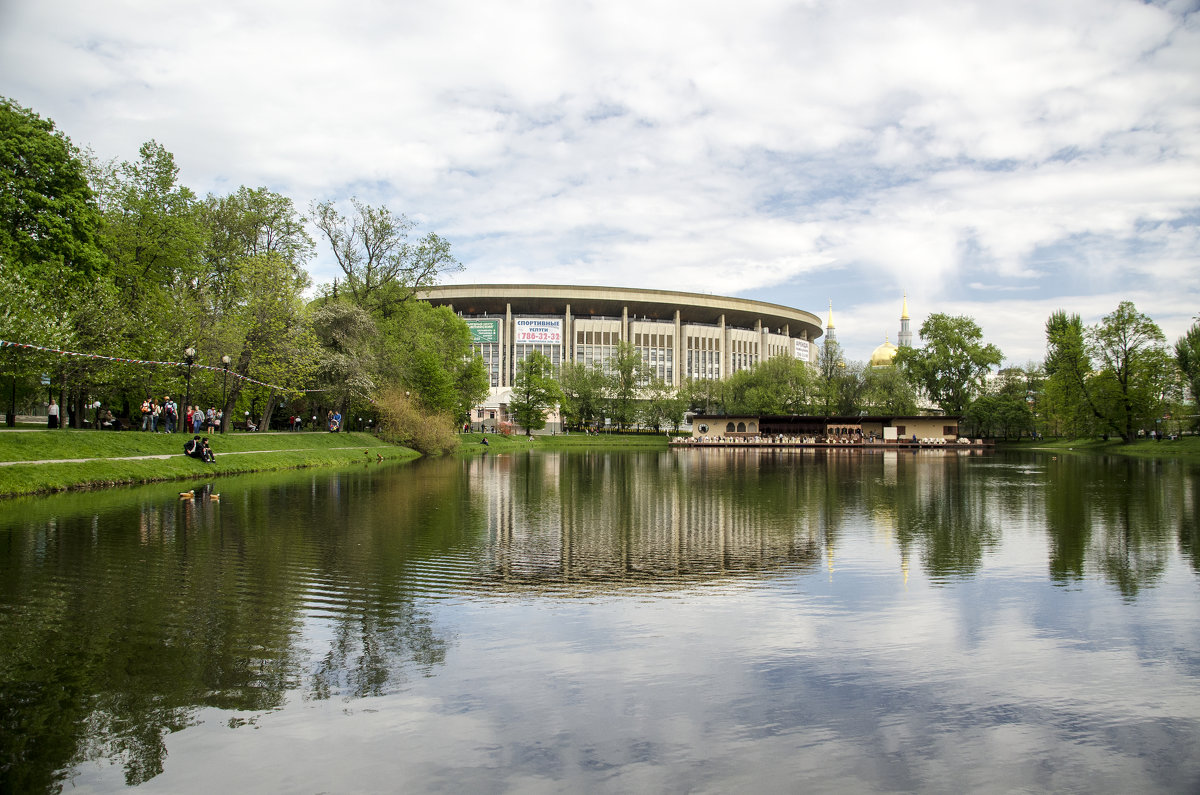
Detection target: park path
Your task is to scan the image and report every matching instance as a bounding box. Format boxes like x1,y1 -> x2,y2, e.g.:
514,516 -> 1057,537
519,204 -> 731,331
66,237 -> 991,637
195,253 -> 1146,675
0,447 -> 372,467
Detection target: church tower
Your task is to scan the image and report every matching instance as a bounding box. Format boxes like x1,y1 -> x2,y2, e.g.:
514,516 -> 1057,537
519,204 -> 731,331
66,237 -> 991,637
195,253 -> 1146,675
898,293 -> 912,348
825,300 -> 837,345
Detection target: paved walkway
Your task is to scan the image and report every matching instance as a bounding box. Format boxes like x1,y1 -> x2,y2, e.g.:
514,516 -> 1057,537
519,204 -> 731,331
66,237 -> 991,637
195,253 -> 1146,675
0,447 -> 372,467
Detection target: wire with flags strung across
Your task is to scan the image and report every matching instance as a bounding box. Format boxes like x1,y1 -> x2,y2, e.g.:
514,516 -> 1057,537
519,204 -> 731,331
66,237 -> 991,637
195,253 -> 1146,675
0,339 -> 333,395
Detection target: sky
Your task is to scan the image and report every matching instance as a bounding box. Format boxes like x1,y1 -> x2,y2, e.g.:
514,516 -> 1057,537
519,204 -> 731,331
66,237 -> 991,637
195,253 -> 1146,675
2,0 -> 1197,366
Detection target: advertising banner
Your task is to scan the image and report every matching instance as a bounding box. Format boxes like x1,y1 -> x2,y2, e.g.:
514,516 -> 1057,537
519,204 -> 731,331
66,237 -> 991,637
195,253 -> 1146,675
467,319 -> 501,344
514,318 -> 562,344
793,338 -> 810,361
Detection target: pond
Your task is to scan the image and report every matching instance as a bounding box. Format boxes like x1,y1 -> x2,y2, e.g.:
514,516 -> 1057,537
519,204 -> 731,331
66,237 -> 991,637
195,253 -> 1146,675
2,448 -> 1199,792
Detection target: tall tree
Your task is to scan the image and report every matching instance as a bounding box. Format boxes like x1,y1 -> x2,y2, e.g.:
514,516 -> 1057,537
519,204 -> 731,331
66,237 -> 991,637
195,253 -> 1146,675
894,314 -> 1002,415
606,341 -> 651,429
1175,322 -> 1200,424
0,96 -> 105,283
1043,311 -> 1097,438
1088,301 -> 1171,442
558,361 -> 608,430
311,198 -> 460,315
509,351 -> 561,432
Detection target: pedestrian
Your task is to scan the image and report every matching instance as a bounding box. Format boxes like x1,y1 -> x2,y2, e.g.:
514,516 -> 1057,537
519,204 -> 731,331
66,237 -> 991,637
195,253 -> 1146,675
205,407 -> 215,434
163,395 -> 176,433
150,399 -> 160,432
192,406 -> 204,434
141,397 -> 152,431
47,398 -> 59,429
216,409 -> 224,433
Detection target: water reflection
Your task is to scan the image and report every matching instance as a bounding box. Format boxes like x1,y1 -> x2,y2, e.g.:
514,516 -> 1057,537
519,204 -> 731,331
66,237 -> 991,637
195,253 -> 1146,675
0,450 -> 1197,792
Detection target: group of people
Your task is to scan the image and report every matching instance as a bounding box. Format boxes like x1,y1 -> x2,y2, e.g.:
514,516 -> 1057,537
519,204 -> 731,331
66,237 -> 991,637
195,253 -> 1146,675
183,435 -> 216,463
140,398 -> 222,433
138,396 -> 179,432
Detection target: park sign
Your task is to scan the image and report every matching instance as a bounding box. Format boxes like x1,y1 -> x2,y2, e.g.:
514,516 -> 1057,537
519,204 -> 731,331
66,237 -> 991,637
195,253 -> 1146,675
467,319 -> 500,344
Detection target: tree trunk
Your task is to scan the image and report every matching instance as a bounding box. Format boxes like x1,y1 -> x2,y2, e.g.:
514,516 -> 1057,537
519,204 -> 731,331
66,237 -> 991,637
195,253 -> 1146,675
259,390 -> 276,432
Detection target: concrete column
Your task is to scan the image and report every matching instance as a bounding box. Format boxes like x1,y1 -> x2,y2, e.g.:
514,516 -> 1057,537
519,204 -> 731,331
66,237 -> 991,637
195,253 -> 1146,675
673,309 -> 682,387
621,306 -> 628,342
564,304 -> 572,364
504,303 -> 512,387
719,314 -> 728,379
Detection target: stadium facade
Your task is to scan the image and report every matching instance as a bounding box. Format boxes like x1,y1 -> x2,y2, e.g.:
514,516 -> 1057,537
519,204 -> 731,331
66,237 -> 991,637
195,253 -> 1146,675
418,284 -> 825,428
420,284 -> 824,386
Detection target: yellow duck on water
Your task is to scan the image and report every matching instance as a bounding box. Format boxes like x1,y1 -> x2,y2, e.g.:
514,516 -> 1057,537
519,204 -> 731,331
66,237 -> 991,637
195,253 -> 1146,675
179,490 -> 194,499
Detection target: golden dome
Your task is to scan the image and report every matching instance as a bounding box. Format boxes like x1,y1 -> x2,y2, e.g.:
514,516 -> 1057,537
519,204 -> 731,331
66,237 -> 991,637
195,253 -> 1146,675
869,336 -> 899,368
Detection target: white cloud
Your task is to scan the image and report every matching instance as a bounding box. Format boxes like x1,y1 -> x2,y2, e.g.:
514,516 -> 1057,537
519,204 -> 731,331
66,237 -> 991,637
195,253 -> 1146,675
1,0 -> 1197,364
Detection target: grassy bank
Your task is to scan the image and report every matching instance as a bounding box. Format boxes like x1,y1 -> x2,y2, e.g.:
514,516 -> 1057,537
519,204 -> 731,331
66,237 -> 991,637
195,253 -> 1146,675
1004,435 -> 1200,462
0,429 -> 417,497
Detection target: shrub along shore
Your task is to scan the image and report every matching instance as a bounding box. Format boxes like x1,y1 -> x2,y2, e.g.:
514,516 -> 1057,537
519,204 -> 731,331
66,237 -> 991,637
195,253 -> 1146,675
0,429 -> 416,497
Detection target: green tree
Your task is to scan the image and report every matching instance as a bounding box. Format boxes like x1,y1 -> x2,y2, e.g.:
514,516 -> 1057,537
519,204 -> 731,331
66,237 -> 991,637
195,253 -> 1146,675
1088,301 -> 1171,442
1175,322 -> 1200,428
606,341 -> 650,429
1043,311 -> 1096,438
894,313 -> 1002,415
0,96 -> 105,283
723,354 -> 815,415
311,198 -> 460,316
382,301 -> 487,422
640,378 -> 688,432
509,351 -> 561,432
861,365 -> 918,414
310,301 -> 378,427
558,360 -> 608,430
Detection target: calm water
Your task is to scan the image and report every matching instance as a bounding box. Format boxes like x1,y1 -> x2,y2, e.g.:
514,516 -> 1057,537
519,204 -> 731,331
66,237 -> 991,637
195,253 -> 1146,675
1,448 -> 1198,793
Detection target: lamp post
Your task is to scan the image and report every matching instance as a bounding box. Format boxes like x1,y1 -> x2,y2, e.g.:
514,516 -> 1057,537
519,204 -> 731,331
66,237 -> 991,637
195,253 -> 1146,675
220,355 -> 231,433
182,347 -> 196,434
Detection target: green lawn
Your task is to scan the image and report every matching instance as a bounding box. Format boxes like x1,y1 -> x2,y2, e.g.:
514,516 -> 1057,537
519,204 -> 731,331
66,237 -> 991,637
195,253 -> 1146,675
0,429 -> 415,497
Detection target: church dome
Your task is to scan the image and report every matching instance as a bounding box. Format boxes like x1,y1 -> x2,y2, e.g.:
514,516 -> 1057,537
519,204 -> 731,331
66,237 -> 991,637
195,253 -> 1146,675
869,338 -> 899,368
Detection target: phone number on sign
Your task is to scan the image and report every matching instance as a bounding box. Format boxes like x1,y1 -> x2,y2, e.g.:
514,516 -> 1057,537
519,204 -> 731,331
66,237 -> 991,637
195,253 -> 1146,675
518,333 -> 561,342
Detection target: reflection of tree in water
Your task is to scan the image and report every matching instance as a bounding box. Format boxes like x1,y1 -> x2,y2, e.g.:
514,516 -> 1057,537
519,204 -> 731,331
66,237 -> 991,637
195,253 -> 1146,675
883,454 -> 1000,580
0,468 -> 454,791
1088,458 -> 1172,598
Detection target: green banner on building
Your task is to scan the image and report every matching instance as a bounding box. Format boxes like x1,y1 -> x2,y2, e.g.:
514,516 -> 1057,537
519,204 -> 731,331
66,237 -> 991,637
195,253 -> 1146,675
467,319 -> 500,344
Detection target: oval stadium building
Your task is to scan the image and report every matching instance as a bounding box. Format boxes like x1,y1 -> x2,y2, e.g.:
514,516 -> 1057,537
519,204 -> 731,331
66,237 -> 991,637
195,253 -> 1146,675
418,285 -> 824,401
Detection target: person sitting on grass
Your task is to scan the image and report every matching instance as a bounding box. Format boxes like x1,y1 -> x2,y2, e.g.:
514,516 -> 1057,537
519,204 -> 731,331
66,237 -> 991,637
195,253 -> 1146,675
201,437 -> 216,462
183,435 -> 205,460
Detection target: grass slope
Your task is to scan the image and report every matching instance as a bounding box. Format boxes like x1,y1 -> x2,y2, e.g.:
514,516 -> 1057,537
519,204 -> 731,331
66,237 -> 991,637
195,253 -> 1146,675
0,429 -> 415,497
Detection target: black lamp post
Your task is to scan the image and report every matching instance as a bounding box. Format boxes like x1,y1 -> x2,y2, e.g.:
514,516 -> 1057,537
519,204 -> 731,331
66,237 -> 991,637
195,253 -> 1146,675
220,355 -> 231,433
182,347 -> 196,433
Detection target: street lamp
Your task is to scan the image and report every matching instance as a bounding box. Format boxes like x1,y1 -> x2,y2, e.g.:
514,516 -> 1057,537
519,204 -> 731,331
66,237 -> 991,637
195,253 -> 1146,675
182,347 -> 196,433
220,355 -> 231,433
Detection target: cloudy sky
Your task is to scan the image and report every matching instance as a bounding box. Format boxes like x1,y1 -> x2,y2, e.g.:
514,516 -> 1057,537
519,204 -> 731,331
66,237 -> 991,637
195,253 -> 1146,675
2,0 -> 1197,364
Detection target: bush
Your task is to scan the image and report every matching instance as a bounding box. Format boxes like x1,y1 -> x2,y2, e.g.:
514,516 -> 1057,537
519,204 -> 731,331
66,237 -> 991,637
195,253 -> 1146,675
375,388 -> 460,455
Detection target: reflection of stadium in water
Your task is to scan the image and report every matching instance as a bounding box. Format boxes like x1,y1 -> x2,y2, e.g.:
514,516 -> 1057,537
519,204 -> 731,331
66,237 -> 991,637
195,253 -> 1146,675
468,452 -> 823,591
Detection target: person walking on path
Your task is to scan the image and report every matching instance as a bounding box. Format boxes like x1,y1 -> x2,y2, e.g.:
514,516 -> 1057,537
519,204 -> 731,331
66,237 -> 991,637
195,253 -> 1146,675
150,400 -> 160,433
47,399 -> 59,429
141,398 -> 152,431
163,396 -> 177,433
192,406 -> 204,434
